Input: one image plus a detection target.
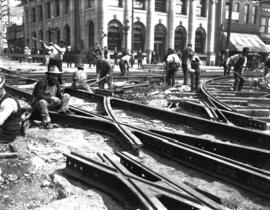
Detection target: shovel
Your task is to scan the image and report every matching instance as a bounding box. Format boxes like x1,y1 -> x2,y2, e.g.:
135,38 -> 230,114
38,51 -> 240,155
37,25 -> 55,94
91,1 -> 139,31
88,75 -> 108,87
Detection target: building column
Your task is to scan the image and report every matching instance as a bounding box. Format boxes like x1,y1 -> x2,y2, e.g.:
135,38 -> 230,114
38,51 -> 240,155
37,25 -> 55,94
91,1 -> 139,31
167,0 -> 176,49
146,0 -> 155,62
97,0 -> 107,48
124,0 -> 132,51
42,1 -> 46,46
188,0 -> 197,50
207,0 -> 216,65
70,0 -> 75,48
59,0 -> 64,40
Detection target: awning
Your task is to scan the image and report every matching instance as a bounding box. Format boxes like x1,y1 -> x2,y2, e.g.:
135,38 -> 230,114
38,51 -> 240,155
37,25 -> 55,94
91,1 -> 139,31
223,32 -> 269,53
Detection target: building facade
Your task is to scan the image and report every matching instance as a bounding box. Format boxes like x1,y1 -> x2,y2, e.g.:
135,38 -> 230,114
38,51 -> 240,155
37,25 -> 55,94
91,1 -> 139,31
22,0 -> 218,64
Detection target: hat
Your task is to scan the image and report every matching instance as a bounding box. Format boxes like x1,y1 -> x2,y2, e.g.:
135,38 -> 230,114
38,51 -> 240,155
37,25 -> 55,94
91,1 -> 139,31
0,75 -> 5,88
187,43 -> 192,47
60,40 -> 68,45
242,47 -> 249,54
67,46 -> 71,49
77,63 -> 84,70
47,65 -> 62,74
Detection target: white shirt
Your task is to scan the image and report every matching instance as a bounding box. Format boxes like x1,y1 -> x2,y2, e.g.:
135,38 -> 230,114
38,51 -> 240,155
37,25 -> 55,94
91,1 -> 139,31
121,55 -> 131,61
0,92 -> 18,126
166,54 -> 180,64
227,54 -> 247,67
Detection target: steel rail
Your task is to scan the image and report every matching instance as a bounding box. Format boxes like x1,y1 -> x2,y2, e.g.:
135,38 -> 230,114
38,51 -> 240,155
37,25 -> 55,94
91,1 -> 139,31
5,84 -> 270,200
64,152 -> 213,210
168,99 -> 268,130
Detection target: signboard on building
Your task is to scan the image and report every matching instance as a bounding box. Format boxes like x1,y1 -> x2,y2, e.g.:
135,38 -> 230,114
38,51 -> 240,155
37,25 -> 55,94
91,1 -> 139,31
226,11 -> 239,20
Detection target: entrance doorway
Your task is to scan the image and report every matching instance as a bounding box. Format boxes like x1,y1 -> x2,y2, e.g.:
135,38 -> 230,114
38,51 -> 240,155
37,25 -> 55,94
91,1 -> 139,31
154,23 -> 167,62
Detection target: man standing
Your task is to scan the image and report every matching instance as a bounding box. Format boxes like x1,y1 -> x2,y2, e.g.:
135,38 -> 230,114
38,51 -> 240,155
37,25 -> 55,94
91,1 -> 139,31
166,50 -> 181,87
31,66 -> 72,129
119,52 -> 131,76
137,49 -> 143,69
181,44 -> 194,85
96,56 -> 113,90
64,46 -> 73,68
0,76 -> 22,143
190,54 -> 202,91
103,46 -> 108,59
72,64 -> 92,92
113,47 -> 119,66
42,40 -> 67,84
264,53 -> 270,77
222,49 -> 230,76
226,47 -> 249,91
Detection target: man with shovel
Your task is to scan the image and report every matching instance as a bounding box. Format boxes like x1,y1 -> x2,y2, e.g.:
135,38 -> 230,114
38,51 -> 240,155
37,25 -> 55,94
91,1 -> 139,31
226,47 -> 249,91
96,55 -> 113,90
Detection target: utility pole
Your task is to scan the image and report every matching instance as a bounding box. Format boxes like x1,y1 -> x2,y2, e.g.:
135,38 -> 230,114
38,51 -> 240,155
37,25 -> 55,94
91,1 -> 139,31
131,0 -> 134,53
225,0 -> 233,50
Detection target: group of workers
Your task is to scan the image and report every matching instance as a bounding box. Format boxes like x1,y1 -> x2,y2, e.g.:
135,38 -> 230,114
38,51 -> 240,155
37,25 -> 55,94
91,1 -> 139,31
163,43 -> 202,92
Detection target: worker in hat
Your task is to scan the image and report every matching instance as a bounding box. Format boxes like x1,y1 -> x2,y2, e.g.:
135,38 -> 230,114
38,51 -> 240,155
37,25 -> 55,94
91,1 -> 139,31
64,46 -> 73,68
42,40 -> 68,84
182,44 -> 194,85
0,75 -> 23,143
166,49 -> 181,87
96,55 -> 113,89
226,47 -> 249,91
72,63 -> 93,92
119,51 -> 131,76
31,65 -> 72,129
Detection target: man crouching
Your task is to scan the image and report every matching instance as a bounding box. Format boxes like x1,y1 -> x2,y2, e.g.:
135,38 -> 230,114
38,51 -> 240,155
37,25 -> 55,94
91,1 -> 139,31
31,65 -> 71,129
0,75 -> 22,143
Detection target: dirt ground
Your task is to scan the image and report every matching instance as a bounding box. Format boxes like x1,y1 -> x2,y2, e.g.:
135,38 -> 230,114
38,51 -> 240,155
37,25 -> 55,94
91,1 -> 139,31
0,83 -> 270,210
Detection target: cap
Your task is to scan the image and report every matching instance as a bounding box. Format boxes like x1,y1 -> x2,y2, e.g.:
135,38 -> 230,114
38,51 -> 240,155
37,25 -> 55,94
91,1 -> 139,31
0,75 -> 5,88
67,46 -> 71,49
77,63 -> 84,70
47,65 -> 62,74
187,43 -> 192,47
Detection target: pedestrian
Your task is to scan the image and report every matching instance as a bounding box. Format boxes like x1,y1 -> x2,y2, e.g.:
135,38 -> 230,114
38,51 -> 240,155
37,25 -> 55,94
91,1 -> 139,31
96,56 -> 113,90
113,47 -> 119,66
64,46 -> 73,68
166,50 -> 181,87
226,47 -> 249,91
163,48 -> 173,85
189,54 -> 201,91
31,65 -> 72,129
137,49 -> 143,69
103,46 -> 108,59
222,49 -> 230,76
119,51 -> 131,76
72,63 -> 92,92
87,47 -> 96,68
182,44 -> 194,85
24,46 -> 32,63
264,53 -> 270,77
42,40 -> 68,84
0,75 -> 24,143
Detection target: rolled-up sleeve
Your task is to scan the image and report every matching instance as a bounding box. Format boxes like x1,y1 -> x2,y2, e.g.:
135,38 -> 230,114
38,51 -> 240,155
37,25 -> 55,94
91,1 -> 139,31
0,98 -> 17,126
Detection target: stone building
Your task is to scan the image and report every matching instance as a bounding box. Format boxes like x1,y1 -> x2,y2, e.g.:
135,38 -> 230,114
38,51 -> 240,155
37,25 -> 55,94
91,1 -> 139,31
218,0 -> 269,55
22,0 -> 218,64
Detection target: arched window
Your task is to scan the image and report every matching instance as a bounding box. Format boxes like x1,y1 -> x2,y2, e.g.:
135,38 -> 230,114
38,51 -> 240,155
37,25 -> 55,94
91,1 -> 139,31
107,20 -> 123,50
174,25 -> 186,51
154,23 -> 167,60
63,25 -> 71,45
133,21 -> 146,51
244,4 -> 250,24
32,31 -> 37,49
88,20 -> 94,48
195,27 -> 206,54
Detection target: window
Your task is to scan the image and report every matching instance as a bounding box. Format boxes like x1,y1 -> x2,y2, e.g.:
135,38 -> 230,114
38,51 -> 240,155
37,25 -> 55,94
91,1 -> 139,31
46,2 -> 51,19
260,17 -> 267,33
252,6 -> 257,24
133,22 -> 145,51
176,0 -> 186,15
38,5 -> 43,21
134,0 -> 145,10
32,8 -> 36,22
233,2 -> 240,12
195,27 -> 206,54
174,26 -> 186,51
64,25 -> 71,45
155,0 -> 166,12
25,9 -> 28,23
87,0 -> 94,8
109,0 -> 123,8
196,0 -> 206,17
55,0 -> 60,17
244,4 -> 249,24
107,20 -> 123,50
88,21 -> 94,48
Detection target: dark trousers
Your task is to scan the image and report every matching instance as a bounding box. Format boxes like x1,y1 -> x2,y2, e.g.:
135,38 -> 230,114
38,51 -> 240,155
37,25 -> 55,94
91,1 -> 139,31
98,74 -> 113,90
223,66 -> 230,76
233,70 -> 244,91
119,60 -> 128,76
190,70 -> 200,91
48,59 -> 63,84
182,63 -> 188,85
166,68 -> 177,87
0,128 -> 17,144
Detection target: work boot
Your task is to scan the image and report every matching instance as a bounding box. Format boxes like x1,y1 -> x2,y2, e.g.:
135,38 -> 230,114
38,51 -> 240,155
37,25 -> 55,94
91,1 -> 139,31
44,122 -> 53,129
